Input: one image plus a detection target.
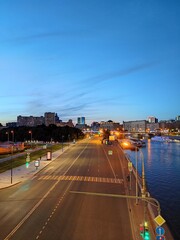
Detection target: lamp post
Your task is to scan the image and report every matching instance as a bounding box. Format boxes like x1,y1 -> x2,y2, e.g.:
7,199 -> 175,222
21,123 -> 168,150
11,130 -> 14,142
135,147 -> 146,204
10,144 -> 13,184
140,149 -> 146,198
62,135 -> 64,152
6,131 -> 9,142
10,131 -> 14,183
68,134 -> 70,147
135,147 -> 138,204
29,130 -> 32,148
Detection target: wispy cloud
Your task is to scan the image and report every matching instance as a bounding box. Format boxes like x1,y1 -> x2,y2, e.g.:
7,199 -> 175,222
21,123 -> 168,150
81,62 -> 157,84
17,62 -> 157,120
2,30 -> 87,43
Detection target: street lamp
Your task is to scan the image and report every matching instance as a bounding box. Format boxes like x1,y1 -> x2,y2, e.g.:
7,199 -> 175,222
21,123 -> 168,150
9,131 -> 14,183
134,146 -> 148,238
29,130 -> 32,141
62,135 -> 64,152
10,144 -> 13,184
135,147 -> 138,204
140,149 -> 146,198
68,134 -> 70,147
29,130 -> 32,148
6,131 -> 9,142
135,147 -> 146,204
11,130 -> 14,142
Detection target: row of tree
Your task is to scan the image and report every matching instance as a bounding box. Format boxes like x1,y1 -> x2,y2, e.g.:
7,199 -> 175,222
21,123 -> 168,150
0,125 -> 84,143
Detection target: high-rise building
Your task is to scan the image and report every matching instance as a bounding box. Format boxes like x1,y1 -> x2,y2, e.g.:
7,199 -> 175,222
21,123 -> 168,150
176,116 -> 180,121
77,117 -> 85,125
76,117 -> 86,129
44,112 -> 55,126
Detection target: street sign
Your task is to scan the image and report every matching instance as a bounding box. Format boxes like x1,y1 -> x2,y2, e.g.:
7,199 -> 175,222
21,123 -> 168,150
156,226 -> 165,236
128,162 -> 133,172
154,215 -> 166,226
156,236 -> 165,240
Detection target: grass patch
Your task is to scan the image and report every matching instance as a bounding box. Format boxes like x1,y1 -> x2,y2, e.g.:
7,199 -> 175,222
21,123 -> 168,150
0,144 -> 67,173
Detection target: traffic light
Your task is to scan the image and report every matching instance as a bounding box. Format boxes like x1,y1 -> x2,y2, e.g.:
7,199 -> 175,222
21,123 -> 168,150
26,161 -> 29,168
140,222 -> 150,240
144,229 -> 150,240
26,153 -> 30,168
144,222 -> 150,240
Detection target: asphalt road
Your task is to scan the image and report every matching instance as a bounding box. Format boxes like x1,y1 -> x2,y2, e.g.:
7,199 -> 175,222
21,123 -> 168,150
0,137 -> 134,240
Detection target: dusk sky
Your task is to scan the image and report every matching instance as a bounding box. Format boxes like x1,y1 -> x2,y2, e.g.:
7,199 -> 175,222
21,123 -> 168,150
0,0 -> 180,125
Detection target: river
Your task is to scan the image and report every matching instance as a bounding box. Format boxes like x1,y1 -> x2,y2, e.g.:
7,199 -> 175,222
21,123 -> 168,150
125,140 -> 180,240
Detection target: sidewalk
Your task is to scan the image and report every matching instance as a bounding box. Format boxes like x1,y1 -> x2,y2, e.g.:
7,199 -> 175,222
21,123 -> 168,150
0,146 -> 69,189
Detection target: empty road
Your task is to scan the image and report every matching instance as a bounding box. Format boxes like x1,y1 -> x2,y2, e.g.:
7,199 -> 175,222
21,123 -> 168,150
0,137 -> 135,240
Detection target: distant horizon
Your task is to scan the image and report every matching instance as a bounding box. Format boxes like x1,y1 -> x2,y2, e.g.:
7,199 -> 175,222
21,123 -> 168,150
0,113 -> 179,127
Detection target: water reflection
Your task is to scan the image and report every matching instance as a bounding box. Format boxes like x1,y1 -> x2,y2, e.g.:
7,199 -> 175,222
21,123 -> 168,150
147,139 -> 152,167
125,141 -> 180,239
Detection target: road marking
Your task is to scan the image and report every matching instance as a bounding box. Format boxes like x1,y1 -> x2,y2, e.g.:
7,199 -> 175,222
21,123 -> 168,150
102,146 -> 117,179
37,175 -> 123,184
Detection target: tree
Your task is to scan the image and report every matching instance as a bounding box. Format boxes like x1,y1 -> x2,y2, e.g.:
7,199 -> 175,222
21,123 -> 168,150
0,125 -> 84,142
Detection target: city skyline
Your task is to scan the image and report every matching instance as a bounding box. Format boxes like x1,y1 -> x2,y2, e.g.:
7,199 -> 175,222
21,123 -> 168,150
1,111 -> 179,127
1,1 -> 180,125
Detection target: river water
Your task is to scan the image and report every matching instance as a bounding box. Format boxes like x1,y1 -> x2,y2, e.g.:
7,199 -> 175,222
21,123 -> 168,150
125,140 -> 180,240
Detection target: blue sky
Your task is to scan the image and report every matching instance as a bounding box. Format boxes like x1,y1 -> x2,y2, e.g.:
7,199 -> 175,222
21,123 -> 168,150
0,0 -> 180,125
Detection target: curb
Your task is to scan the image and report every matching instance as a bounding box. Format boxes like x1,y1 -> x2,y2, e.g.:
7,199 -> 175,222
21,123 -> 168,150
0,144 -> 72,190
0,181 -> 21,190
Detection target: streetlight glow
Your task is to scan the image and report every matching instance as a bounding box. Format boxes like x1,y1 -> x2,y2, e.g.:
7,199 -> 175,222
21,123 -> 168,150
11,130 -> 14,142
6,131 -> 9,142
29,130 -> 32,148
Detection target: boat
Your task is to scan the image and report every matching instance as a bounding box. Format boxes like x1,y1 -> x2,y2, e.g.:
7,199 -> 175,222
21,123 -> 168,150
151,136 -> 172,142
119,139 -> 139,151
128,137 -> 146,147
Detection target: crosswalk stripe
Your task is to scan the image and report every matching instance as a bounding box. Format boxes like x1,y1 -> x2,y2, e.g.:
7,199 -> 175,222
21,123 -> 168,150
38,175 -> 123,184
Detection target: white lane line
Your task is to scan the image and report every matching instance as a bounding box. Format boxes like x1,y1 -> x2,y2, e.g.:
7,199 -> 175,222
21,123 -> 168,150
102,146 -> 117,179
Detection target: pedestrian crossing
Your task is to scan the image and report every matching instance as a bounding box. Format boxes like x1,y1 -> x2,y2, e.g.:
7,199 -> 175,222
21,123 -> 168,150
38,175 -> 124,184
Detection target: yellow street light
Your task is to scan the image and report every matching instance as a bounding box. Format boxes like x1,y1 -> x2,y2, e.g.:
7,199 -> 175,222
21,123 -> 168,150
6,131 -> 9,142
11,130 -> 14,142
